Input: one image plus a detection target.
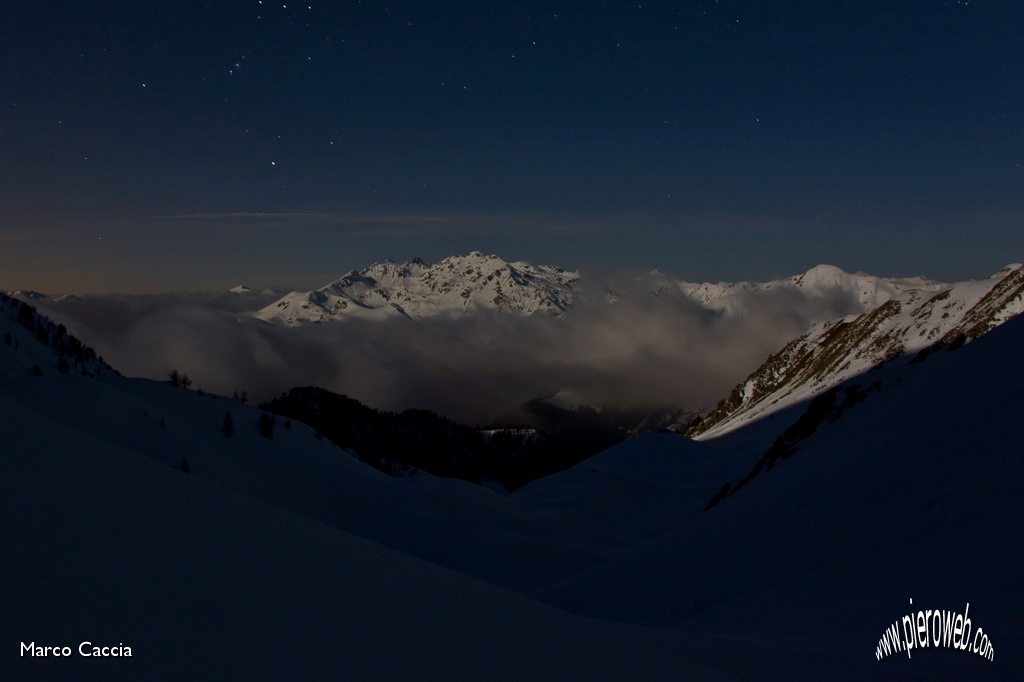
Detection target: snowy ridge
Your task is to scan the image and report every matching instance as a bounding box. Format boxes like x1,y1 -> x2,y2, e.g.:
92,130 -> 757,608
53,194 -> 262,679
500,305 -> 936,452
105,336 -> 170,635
5,289 -> 49,302
674,263 -> 945,315
0,292 -> 118,379
688,263 -> 1024,439
255,251 -> 580,325
258,256 -> 956,326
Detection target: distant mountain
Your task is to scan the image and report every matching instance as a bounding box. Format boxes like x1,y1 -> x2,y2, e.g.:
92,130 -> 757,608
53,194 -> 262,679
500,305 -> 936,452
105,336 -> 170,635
6,289 -> 49,302
255,251 -> 580,325
256,254 -> 958,326
686,263 -> 1024,438
229,284 -> 253,294
671,263 -> 946,315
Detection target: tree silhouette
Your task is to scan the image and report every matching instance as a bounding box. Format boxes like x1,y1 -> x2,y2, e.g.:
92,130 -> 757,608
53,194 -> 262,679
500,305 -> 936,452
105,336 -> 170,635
168,370 -> 193,388
259,412 -> 276,440
222,411 -> 235,437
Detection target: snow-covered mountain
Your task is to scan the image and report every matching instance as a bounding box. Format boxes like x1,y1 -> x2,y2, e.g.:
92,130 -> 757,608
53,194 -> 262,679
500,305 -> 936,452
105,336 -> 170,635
687,263 -> 1024,438
5,289 -> 49,302
257,254 -> 957,327
255,251 -> 580,325
671,263 -> 946,315
3,274 -> 1023,679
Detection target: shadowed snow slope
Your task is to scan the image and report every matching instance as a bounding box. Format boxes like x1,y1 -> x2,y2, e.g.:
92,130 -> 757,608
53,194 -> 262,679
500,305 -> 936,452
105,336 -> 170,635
2,293 -> 1022,680
535,314 -> 1024,680
0,400 -> 732,682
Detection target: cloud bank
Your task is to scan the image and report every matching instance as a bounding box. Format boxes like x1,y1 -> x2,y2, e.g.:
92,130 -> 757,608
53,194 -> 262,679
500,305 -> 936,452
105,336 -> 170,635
43,283 -> 863,425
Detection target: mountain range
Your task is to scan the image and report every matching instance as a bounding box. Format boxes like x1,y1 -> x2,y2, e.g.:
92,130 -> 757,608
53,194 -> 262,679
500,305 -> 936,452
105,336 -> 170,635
251,253 -> 953,326
672,262 -> 945,314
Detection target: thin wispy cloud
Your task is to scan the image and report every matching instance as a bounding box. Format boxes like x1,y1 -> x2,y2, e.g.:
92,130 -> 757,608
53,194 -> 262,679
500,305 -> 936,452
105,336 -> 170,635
151,209 -> 647,239
159,211 -> 456,224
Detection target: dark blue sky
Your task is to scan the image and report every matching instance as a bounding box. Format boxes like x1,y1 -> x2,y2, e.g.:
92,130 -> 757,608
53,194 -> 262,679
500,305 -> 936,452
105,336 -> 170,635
3,1 -> 1022,293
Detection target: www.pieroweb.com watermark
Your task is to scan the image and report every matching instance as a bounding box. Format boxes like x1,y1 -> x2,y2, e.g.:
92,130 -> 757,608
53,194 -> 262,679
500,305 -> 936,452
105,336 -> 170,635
876,599 -> 994,662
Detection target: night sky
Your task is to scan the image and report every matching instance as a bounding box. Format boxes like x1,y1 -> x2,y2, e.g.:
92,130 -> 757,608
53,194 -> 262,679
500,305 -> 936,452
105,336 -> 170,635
3,1 -> 1022,293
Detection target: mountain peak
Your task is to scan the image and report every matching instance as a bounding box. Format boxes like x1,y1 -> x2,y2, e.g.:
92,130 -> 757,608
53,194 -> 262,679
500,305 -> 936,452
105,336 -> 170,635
687,265 -> 1024,438
792,264 -> 853,287
255,252 -> 580,325
8,290 -> 48,301
804,263 -> 846,276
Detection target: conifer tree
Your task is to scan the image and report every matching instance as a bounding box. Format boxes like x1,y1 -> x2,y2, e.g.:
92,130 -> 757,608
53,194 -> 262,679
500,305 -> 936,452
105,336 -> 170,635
259,412 -> 276,440
222,411 -> 235,437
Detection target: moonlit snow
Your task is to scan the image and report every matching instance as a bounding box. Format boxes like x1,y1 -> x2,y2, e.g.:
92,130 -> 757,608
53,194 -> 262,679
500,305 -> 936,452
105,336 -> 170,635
2,270 -> 1022,680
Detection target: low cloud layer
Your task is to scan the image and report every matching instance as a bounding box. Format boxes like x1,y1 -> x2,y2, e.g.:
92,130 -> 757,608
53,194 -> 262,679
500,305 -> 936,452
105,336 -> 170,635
42,283 -> 863,425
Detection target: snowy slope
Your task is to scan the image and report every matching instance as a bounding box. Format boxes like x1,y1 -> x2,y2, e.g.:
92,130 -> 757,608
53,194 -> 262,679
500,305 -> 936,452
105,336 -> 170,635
255,251 -> 580,325
0,298 -> 745,681
688,263 -> 1024,438
4,283 -> 1022,680
0,395 -> 736,682
533,313 -> 1024,680
0,292 -> 118,379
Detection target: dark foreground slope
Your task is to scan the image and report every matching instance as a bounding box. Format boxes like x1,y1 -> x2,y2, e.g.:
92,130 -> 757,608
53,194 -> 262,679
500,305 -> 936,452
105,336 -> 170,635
2,292 -> 1022,680
529,314 -> 1024,680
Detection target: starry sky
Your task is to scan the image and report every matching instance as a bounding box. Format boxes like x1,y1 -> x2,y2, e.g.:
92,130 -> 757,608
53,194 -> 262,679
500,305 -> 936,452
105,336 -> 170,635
3,1 -> 1022,293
